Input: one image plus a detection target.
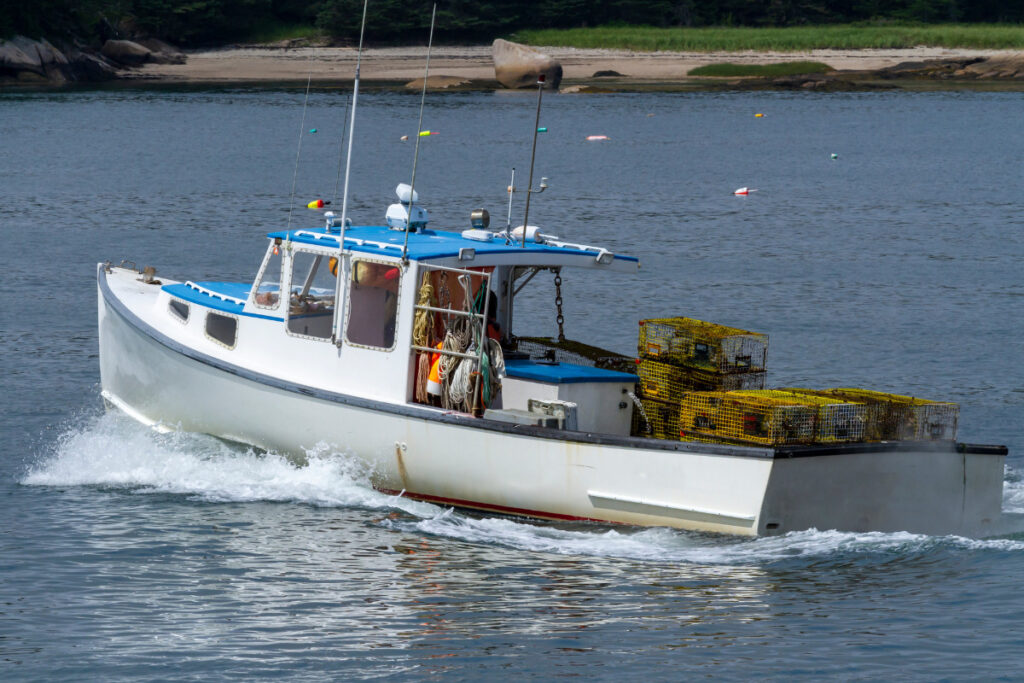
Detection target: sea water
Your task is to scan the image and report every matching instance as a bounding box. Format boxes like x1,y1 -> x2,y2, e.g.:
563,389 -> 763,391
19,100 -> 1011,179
2,87 -> 1023,679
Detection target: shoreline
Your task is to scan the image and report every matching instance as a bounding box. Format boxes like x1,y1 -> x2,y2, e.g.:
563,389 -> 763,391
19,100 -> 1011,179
119,45 -> 1024,89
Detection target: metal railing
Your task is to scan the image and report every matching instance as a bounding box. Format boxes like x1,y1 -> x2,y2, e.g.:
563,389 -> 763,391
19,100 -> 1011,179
411,263 -> 492,412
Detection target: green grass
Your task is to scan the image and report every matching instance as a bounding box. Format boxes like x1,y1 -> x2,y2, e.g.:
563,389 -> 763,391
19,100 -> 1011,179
509,24 -> 1024,52
688,61 -> 834,77
241,22 -> 325,45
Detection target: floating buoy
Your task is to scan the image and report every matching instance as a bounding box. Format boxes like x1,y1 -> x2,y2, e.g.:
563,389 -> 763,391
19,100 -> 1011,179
586,135 -> 610,141
418,130 -> 437,137
830,153 -> 839,160
755,113 -> 764,118
307,199 -> 330,209
309,128 -> 317,134
537,127 -> 548,133
734,187 -> 758,196
400,135 -> 409,141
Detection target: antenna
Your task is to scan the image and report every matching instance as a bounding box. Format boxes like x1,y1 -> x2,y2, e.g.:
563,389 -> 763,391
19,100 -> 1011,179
331,96 -> 351,205
504,167 -> 515,244
332,0 -> 369,347
520,74 -> 547,248
286,54 -> 315,232
401,3 -> 438,264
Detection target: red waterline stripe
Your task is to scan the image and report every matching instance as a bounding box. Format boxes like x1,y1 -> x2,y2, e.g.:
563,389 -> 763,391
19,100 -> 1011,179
376,487 -> 616,524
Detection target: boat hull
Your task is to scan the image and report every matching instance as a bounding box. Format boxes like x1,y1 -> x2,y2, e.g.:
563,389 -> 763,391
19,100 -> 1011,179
98,266 -> 1006,537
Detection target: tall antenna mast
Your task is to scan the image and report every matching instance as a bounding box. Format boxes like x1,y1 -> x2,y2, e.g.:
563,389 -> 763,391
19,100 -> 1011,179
338,0 -> 368,239
333,0 -> 369,347
401,3 -> 438,264
520,74 -> 546,248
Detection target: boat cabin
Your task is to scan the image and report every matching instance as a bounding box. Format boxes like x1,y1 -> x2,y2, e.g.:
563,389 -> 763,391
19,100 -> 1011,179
161,188 -> 640,436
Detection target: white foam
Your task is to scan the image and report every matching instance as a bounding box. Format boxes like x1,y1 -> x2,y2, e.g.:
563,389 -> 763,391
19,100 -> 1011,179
23,411 -> 437,517
24,412 -> 1024,564
1002,464 -> 1024,513
391,512 -> 1024,563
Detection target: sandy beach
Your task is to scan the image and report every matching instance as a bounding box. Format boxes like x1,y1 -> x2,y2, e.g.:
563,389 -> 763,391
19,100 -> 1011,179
132,45 -> 1018,85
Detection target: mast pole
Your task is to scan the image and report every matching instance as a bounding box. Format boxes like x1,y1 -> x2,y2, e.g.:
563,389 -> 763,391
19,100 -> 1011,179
401,3 -> 437,264
520,75 -> 545,248
333,0 -> 369,347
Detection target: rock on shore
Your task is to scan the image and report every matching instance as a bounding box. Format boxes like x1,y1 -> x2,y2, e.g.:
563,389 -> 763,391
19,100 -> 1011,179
1,35 -> 186,85
492,39 -> 562,89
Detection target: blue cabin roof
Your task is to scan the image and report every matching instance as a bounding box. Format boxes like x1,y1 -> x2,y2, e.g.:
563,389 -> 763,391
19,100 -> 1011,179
266,225 -> 639,267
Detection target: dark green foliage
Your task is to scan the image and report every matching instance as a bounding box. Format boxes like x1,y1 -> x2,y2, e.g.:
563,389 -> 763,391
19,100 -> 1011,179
129,0 -> 274,45
0,0 -> 127,41
3,0 -> 1022,46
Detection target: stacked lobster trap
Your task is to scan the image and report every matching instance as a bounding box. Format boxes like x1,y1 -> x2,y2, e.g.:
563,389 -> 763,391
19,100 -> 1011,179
678,389 -> 868,446
676,388 -> 957,447
633,317 -> 768,439
630,318 -> 959,446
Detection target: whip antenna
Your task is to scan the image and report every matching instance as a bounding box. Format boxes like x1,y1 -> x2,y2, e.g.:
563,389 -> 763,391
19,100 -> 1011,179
520,74 -> 547,248
333,0 -> 369,346
401,2 -> 438,264
331,96 -> 351,205
286,53 -> 315,232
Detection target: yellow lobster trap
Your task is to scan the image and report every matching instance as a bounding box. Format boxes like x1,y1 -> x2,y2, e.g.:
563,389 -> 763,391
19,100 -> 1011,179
638,317 -> 768,373
638,358 -> 765,404
781,388 -> 959,441
731,390 -> 867,443
679,390 -> 868,446
632,398 -> 680,440
678,392 -> 820,446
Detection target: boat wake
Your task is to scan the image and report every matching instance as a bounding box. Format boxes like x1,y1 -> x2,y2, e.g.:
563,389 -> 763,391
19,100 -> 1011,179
23,410 -> 437,518
23,411 -> 1024,564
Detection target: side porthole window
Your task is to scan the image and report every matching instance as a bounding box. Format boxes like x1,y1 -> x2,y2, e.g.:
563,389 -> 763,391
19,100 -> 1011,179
206,312 -> 237,348
254,242 -> 283,309
346,260 -> 401,350
169,299 -> 190,322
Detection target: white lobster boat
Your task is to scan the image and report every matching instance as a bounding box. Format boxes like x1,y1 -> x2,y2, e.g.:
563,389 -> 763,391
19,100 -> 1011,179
97,188 -> 1009,537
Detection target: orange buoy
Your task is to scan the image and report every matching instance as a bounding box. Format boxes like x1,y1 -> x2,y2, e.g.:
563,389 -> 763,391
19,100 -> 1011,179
427,342 -> 444,397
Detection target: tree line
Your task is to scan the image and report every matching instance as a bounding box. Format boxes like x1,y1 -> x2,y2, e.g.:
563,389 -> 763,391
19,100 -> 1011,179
3,0 -> 1022,47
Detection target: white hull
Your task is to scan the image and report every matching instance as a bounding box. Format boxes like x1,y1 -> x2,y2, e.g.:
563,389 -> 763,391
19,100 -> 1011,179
98,265 -> 1006,537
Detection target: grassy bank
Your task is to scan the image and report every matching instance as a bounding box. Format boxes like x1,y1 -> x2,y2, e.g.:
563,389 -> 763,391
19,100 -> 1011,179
510,24 -> 1024,52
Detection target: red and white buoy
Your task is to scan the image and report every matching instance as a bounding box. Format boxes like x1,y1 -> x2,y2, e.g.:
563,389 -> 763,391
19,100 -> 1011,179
733,187 -> 758,196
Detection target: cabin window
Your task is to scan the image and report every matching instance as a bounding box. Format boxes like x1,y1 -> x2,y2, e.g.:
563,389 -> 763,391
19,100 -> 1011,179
168,299 -> 189,322
253,242 -> 283,309
346,260 -> 401,350
206,312 -> 237,348
286,250 -> 337,340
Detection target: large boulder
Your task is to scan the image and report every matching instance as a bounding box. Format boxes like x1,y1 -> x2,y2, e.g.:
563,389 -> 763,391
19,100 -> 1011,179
0,40 -> 42,77
1,36 -> 73,82
134,37 -> 187,65
492,38 -> 562,89
65,47 -> 120,81
101,39 -> 152,66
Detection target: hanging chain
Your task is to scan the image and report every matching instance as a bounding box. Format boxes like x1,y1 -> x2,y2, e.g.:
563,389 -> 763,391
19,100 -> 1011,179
552,268 -> 565,342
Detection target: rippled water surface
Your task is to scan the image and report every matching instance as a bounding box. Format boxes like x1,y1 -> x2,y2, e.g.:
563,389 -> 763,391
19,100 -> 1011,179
2,87 -> 1023,679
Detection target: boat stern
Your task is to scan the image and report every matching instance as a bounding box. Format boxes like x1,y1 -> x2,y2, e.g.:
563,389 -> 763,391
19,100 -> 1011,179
757,441 -> 1007,537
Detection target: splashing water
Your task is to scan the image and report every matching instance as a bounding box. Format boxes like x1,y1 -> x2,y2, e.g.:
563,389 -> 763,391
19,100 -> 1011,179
23,411 -> 437,517
23,411 -> 1024,565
